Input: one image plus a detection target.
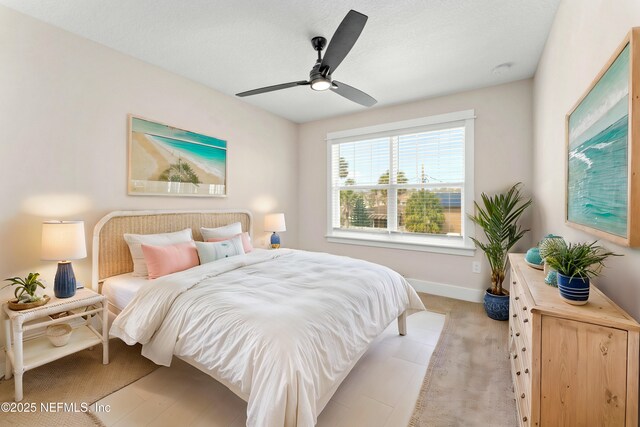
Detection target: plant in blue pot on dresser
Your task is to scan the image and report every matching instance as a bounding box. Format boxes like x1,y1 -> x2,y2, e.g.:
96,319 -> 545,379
543,240 -> 620,305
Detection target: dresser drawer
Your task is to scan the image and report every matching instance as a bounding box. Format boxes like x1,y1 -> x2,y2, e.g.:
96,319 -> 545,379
514,329 -> 531,378
511,344 -> 531,426
511,298 -> 532,343
511,272 -> 532,340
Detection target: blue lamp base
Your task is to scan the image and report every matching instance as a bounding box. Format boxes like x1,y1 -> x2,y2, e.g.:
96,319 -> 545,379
270,232 -> 281,249
54,261 -> 77,298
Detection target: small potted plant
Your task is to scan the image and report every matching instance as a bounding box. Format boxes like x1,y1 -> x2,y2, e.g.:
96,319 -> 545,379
469,183 -> 532,320
3,273 -> 50,310
538,235 -> 565,286
543,240 -> 619,305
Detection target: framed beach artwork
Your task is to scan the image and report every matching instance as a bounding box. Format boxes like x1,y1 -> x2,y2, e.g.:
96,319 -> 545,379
128,115 -> 227,197
566,28 -> 640,247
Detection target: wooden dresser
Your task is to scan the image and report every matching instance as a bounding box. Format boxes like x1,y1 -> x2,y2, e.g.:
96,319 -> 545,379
508,254 -> 639,427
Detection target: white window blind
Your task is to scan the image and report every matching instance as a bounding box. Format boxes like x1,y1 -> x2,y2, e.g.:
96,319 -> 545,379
398,128 -> 465,185
332,137 -> 390,187
326,110 -> 475,254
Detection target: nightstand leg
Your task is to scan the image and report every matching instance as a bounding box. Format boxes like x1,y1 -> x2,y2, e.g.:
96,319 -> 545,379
3,313 -> 12,380
102,302 -> 109,364
13,323 -> 23,402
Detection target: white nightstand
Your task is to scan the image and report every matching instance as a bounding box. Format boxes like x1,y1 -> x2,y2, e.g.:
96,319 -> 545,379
2,288 -> 109,402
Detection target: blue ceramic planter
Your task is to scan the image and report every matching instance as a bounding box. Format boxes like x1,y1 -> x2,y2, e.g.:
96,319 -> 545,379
557,273 -> 589,305
484,289 -> 510,321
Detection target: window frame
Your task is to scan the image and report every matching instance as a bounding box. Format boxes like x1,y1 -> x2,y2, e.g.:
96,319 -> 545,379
325,109 -> 476,256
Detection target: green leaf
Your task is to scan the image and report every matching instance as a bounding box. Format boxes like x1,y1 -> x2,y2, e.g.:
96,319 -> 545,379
4,273 -> 43,298
467,183 -> 532,291
542,240 -> 621,279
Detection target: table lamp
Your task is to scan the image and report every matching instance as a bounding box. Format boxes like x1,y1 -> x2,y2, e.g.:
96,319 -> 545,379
41,220 -> 87,298
264,213 -> 286,249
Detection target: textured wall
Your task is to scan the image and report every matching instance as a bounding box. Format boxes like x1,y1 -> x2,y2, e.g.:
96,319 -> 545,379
533,0 -> 640,319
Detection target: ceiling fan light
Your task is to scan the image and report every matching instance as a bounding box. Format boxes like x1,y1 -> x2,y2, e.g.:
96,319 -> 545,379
311,78 -> 331,91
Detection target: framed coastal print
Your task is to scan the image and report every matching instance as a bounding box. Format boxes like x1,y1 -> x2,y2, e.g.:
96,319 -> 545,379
566,28 -> 640,247
128,115 -> 227,197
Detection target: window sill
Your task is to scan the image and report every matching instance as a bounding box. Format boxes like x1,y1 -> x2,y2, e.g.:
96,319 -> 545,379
325,232 -> 476,256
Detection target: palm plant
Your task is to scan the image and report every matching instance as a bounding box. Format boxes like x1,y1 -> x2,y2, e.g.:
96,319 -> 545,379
159,158 -> 201,185
3,273 -> 45,302
543,240 -> 619,279
469,183 -> 532,295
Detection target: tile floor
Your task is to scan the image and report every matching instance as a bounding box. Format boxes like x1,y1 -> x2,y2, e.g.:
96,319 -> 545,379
92,311 -> 445,427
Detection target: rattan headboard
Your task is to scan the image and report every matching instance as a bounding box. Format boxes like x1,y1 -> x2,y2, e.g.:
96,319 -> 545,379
91,210 -> 252,289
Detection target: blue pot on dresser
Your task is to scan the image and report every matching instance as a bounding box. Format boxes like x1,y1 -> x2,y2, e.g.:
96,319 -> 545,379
483,288 -> 510,321
557,273 -> 590,305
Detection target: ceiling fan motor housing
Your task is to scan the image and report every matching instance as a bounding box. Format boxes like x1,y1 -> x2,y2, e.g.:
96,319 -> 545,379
310,64 -> 331,91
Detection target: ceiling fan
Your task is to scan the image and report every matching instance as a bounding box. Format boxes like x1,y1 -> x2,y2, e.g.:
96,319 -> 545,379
235,10 -> 377,107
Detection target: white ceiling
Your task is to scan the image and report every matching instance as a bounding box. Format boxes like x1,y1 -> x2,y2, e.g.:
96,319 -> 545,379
1,0 -> 560,123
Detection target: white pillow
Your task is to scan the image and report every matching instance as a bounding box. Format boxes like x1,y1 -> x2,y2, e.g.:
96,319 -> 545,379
200,222 -> 243,240
124,228 -> 193,277
195,236 -> 245,264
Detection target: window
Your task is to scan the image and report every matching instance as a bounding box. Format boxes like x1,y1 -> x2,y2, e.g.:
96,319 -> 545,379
326,110 -> 475,255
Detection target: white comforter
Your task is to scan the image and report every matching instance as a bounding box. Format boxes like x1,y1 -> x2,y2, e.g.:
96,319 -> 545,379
110,249 -> 425,427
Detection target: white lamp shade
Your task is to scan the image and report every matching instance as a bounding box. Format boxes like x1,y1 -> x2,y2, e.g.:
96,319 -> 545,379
41,221 -> 87,261
264,213 -> 286,232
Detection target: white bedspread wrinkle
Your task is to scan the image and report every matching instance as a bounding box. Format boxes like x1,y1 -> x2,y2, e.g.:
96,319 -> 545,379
110,249 -> 425,427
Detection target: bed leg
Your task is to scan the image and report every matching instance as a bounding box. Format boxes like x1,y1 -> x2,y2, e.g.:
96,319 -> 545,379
398,311 -> 407,336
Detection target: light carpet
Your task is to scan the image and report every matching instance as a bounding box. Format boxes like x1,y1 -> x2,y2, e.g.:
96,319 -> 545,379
410,294 -> 517,426
0,339 -> 158,427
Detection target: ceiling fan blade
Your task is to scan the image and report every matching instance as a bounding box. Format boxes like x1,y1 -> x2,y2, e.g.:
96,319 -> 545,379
331,80 -> 377,107
236,81 -> 309,97
320,10 -> 367,76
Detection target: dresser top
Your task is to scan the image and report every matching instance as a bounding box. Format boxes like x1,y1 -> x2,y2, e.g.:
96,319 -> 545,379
509,253 -> 640,331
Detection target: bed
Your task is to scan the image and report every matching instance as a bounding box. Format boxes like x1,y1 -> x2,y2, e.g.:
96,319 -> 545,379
93,210 -> 425,427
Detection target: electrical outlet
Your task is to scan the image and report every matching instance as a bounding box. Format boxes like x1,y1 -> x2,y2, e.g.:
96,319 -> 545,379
472,261 -> 481,274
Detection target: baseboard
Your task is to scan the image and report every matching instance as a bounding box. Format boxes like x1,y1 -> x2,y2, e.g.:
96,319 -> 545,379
407,278 -> 484,303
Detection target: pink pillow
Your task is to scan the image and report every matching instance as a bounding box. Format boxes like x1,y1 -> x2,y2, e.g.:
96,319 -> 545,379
141,241 -> 199,279
207,232 -> 253,253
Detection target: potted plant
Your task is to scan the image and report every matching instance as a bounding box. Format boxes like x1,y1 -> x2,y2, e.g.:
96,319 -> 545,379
3,273 -> 50,310
542,240 -> 619,305
538,235 -> 565,286
469,183 -> 532,320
